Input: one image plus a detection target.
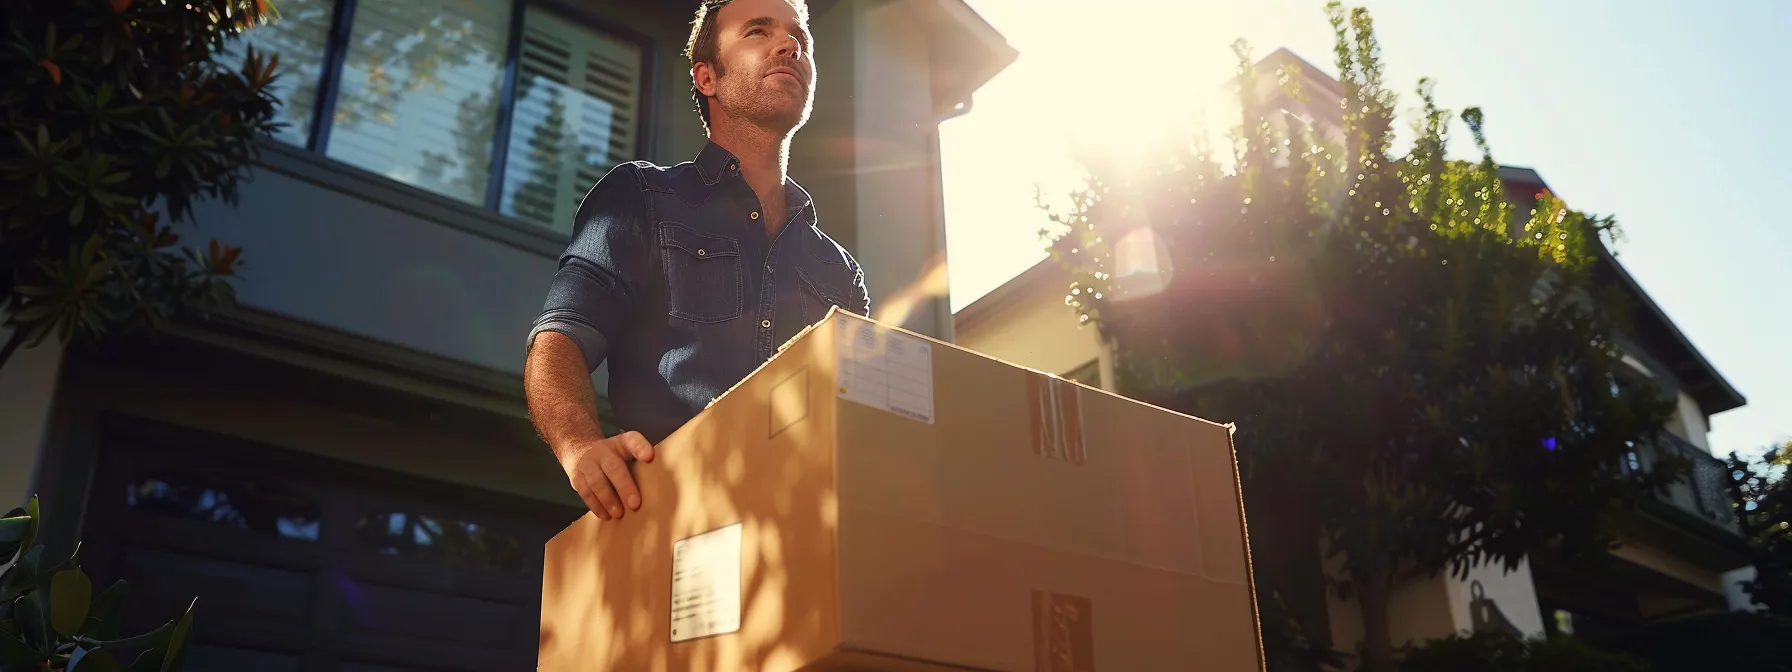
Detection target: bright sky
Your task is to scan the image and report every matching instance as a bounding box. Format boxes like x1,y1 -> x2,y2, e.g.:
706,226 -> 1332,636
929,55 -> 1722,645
939,0 -> 1790,461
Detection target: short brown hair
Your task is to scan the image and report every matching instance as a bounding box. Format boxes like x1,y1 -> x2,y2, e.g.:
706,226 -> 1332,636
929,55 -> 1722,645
685,0 -> 810,134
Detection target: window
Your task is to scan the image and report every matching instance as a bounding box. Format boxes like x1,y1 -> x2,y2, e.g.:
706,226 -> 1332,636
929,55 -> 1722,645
126,474 -> 322,542
228,0 -> 648,232
353,511 -> 526,574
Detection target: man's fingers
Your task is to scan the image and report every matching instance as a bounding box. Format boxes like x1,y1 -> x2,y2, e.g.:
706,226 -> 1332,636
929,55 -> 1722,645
599,451 -> 643,512
575,475 -> 609,520
584,466 -> 626,519
621,431 -> 656,463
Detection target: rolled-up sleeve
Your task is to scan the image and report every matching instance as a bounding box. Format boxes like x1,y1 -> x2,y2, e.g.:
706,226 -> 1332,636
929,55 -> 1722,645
528,163 -> 651,373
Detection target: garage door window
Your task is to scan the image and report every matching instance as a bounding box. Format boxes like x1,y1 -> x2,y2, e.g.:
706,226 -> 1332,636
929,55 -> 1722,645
125,474 -> 323,542
353,511 -> 526,574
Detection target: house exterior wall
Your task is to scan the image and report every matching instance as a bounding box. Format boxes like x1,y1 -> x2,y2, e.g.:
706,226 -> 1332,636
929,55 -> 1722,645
0,332 -> 63,510
954,278 -> 1103,378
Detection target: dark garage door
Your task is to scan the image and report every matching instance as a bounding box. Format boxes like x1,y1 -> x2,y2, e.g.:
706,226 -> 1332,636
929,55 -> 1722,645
79,417 -> 581,672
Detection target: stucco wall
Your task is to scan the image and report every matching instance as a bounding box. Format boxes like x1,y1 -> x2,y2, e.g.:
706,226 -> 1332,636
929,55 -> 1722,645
0,331 -> 63,510
955,284 -> 1103,377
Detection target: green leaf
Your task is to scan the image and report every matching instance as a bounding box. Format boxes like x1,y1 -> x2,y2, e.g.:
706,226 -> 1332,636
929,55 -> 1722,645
0,546 -> 44,603
20,497 -> 38,558
71,647 -> 125,672
0,516 -> 27,550
82,580 -> 129,641
0,619 -> 45,664
74,648 -> 126,672
160,598 -> 195,672
15,590 -> 49,652
51,568 -> 93,637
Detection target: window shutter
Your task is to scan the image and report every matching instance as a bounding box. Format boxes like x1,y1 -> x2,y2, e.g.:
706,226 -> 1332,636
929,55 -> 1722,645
500,7 -> 644,234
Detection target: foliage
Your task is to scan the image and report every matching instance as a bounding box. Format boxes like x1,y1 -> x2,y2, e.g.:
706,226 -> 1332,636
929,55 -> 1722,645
0,0 -> 284,371
0,497 -> 197,672
1726,442 -> 1792,616
1618,611 -> 1792,672
1396,631 -> 1649,672
1041,3 -> 1680,669
1258,588 -> 1351,672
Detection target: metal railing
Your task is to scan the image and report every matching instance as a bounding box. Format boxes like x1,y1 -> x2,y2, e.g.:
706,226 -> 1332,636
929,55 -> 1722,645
1625,431 -> 1741,534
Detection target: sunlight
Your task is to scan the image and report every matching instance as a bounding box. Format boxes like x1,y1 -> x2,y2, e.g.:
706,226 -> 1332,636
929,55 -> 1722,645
941,1 -> 1266,313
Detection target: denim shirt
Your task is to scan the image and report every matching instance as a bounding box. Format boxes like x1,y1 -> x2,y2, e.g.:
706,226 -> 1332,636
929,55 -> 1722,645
529,141 -> 871,444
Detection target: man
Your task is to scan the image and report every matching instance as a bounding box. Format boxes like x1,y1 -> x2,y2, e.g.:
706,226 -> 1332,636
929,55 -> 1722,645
523,0 -> 870,522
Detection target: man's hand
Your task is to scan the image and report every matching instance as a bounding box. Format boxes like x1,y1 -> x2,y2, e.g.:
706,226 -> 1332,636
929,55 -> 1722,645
559,431 -> 656,520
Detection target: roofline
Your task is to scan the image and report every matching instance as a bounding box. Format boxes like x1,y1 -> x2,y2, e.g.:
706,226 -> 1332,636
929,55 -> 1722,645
1498,165 -> 1746,416
1596,243 -> 1748,414
953,254 -> 1058,335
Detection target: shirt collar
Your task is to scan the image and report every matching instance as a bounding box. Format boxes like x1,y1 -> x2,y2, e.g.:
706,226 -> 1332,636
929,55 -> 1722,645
694,139 -> 738,186
694,139 -> 818,225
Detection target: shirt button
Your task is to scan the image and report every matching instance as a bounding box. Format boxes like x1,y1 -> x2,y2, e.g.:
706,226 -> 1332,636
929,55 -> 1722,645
749,211 -> 761,220
761,319 -> 772,329
697,248 -> 707,257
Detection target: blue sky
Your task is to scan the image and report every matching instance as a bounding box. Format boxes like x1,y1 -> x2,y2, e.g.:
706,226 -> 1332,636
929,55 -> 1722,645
939,0 -> 1789,460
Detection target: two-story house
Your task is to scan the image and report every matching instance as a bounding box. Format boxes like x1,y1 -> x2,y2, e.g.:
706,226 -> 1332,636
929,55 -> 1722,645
0,1 -> 1015,670
954,47 -> 1753,658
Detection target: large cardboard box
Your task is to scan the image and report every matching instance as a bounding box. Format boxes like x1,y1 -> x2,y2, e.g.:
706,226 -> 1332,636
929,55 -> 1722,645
539,309 -> 1263,671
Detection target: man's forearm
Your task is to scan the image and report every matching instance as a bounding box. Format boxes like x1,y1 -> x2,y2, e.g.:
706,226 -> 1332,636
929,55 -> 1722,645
524,332 -> 607,466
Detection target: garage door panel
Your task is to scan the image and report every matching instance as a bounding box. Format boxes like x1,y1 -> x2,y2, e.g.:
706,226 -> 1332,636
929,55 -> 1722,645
82,416 -> 576,671
339,554 -> 540,604
185,644 -> 304,672
108,512 -> 328,573
115,546 -> 315,633
337,580 -> 524,647
330,633 -> 529,672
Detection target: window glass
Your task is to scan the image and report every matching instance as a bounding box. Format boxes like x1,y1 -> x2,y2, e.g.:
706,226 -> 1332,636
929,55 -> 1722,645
500,6 -> 644,233
221,0 -> 335,147
353,511 -> 525,574
324,0 -> 511,206
126,474 -> 322,542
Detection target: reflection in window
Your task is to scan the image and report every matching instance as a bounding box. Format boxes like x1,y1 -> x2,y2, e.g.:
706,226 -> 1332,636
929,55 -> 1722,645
324,0 -> 512,206
498,6 -> 643,233
221,0 -> 334,148
126,475 -> 322,542
353,512 -> 524,573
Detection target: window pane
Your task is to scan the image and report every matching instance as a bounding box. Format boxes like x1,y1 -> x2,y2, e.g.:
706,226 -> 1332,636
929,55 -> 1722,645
324,0 -> 511,206
224,0 -> 335,147
353,511 -> 525,574
500,7 -> 644,233
125,474 -> 322,542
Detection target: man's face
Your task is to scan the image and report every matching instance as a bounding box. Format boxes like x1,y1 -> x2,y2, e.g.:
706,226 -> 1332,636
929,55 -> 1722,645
698,0 -> 815,134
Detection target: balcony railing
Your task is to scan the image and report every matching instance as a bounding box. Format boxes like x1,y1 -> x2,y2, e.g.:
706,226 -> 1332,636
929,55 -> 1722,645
1624,431 -> 1741,535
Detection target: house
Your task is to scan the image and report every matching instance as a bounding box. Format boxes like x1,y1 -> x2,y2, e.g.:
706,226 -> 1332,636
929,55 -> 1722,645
954,47 -> 1753,657
0,1 -> 1015,669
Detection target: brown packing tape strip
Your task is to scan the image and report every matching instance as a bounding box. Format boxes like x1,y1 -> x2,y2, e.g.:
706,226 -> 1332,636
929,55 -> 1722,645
1027,373 -> 1086,465
1032,590 -> 1095,672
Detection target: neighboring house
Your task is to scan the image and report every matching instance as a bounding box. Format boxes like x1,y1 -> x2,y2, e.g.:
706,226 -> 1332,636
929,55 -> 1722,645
955,47 -> 1752,658
0,1 -> 1014,670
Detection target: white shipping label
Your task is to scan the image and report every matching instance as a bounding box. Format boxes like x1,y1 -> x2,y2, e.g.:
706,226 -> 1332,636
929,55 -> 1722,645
669,522 -> 743,643
835,318 -> 935,424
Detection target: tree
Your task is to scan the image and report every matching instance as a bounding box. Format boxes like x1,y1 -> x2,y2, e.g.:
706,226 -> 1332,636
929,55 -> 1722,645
0,0 -> 286,371
1042,4 -> 1681,670
1727,442 -> 1792,616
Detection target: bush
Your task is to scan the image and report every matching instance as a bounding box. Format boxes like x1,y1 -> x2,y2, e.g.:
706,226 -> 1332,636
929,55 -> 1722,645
0,496 -> 197,672
1397,630 -> 1649,672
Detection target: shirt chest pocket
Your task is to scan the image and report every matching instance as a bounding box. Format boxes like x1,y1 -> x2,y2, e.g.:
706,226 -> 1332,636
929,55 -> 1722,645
658,222 -> 743,323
